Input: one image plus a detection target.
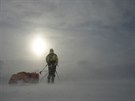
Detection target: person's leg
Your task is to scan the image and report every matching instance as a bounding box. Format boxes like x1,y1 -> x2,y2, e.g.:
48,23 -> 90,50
51,66 -> 56,83
47,66 -> 51,83
52,76 -> 54,83
47,76 -> 50,83
48,65 -> 54,83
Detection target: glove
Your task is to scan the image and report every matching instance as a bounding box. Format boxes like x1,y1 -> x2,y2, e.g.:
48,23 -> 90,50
55,63 -> 58,66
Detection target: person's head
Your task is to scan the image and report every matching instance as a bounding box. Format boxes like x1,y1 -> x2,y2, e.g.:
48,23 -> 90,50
49,48 -> 54,54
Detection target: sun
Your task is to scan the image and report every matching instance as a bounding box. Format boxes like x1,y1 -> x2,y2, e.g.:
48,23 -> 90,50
31,36 -> 49,56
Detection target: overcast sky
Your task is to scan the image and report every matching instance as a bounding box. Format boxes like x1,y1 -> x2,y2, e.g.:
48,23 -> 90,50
0,1 -> 135,101
0,0 -> 135,80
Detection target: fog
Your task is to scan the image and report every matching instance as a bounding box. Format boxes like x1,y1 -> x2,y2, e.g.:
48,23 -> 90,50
0,0 -> 135,101
0,77 -> 134,101
0,61 -> 135,101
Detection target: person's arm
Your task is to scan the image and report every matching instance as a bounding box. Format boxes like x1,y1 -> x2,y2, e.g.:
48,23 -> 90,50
55,54 -> 58,66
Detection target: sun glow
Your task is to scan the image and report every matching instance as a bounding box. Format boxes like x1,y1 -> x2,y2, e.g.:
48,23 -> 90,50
31,36 -> 49,56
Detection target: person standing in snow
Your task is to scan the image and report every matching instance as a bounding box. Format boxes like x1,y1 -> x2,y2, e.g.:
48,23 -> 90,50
46,49 -> 58,83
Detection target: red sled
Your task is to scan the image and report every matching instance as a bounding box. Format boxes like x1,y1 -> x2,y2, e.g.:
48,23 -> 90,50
9,72 -> 39,84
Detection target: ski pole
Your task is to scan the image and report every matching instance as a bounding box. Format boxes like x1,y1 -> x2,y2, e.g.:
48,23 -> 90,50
39,64 -> 48,74
40,72 -> 48,82
55,70 -> 60,80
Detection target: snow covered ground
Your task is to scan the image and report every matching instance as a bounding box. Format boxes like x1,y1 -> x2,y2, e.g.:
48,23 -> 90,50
0,79 -> 134,101
0,62 -> 134,101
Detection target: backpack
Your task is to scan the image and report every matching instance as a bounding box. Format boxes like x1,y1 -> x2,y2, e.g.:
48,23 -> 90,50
46,54 -> 58,64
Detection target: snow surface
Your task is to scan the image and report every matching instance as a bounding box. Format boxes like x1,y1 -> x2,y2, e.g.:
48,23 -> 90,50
0,79 -> 134,101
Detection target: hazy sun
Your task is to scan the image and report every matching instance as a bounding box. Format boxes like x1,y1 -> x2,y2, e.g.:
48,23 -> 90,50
31,36 -> 49,56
